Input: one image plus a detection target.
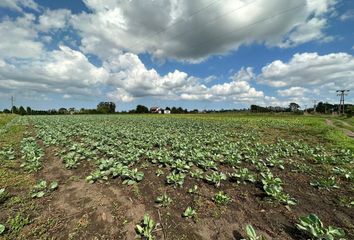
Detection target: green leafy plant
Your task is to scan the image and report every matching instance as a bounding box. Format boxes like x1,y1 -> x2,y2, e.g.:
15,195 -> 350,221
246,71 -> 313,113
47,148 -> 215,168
135,213 -> 156,240
213,191 -> 231,205
20,137 -> 44,172
8,213 -> 30,234
155,169 -> 164,176
0,224 -> 5,235
261,172 -> 296,206
31,180 -> 58,198
188,185 -> 198,194
337,196 -> 354,208
205,171 -> 226,187
296,214 -> 345,240
166,171 -> 185,187
190,169 -> 204,179
0,146 -> 15,160
229,168 -> 256,184
242,224 -> 267,240
155,193 -> 172,207
182,206 -> 196,219
0,188 -> 9,204
310,176 -> 339,190
122,168 -> 144,185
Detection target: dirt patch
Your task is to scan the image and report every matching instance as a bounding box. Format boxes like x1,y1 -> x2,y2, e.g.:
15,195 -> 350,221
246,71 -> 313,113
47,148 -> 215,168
21,146 -> 148,240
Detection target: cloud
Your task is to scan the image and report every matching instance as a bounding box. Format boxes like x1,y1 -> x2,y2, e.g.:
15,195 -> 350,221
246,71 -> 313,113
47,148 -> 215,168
258,52 -> 354,104
340,10 -> 354,21
71,0 -> 337,62
258,52 -> 354,89
0,0 -> 39,12
38,9 -> 72,32
0,45 -> 108,98
277,87 -> 309,97
103,53 -> 268,103
0,14 -> 43,59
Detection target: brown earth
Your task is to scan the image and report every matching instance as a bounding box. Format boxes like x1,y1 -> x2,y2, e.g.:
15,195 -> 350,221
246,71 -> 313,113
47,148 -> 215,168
6,138 -> 353,240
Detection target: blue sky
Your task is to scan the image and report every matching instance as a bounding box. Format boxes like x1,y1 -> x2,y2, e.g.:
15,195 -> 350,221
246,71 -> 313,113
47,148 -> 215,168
0,0 -> 353,111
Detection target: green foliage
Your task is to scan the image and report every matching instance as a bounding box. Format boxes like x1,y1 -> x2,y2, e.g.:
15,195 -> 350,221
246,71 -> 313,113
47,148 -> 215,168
97,102 -> 116,114
205,171 -> 227,187
31,180 -> 58,198
182,206 -> 196,219
135,214 -> 156,240
166,171 -> 185,187
122,168 -> 144,185
190,169 -> 204,179
229,168 -> 256,184
0,224 -> 5,235
243,225 -> 267,240
155,169 -> 164,176
261,172 -> 296,206
155,193 -> 172,207
213,191 -> 231,205
0,146 -> 15,160
310,176 -> 339,190
296,214 -> 345,240
8,213 -> 30,234
20,137 -> 44,172
0,188 -> 9,204
188,185 -> 198,194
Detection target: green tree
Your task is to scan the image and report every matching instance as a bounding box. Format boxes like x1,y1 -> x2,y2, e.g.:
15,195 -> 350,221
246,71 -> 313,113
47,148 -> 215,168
136,105 -> 149,113
58,108 -> 68,114
97,102 -> 116,114
26,107 -> 32,115
18,106 -> 27,115
289,102 -> 300,112
11,106 -> 18,114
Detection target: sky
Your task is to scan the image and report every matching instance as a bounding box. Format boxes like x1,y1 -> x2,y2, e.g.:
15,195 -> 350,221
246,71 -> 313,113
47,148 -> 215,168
0,0 -> 353,111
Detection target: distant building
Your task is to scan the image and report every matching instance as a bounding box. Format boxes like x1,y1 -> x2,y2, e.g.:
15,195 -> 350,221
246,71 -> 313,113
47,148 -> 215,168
150,107 -> 171,114
150,107 -> 160,113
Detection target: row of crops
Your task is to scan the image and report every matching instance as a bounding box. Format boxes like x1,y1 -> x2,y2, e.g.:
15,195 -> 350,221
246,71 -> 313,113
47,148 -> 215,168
2,114 -> 352,239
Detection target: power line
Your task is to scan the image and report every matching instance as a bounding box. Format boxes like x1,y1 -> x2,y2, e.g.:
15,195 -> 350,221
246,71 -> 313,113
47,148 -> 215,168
11,96 -> 14,114
313,100 -> 318,113
336,90 -> 350,115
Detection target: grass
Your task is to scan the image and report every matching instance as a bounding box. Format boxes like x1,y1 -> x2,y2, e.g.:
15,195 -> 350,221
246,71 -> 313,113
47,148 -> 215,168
0,114 -> 15,128
0,116 -> 37,240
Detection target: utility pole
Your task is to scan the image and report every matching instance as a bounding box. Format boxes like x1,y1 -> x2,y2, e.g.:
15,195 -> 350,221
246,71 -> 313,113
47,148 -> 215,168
11,96 -> 14,114
304,105 -> 307,113
313,100 -> 318,113
336,90 -> 350,115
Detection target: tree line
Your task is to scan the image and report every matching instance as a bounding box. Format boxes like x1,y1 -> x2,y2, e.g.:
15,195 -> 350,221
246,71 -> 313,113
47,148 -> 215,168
2,101 -> 353,116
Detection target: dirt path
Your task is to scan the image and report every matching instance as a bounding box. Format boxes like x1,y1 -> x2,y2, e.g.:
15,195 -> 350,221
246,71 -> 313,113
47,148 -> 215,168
27,146 -> 148,240
325,119 -> 354,138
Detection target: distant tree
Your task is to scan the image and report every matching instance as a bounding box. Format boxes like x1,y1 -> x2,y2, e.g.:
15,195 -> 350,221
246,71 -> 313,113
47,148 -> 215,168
3,109 -> 10,113
11,106 -> 18,114
289,102 -> 300,112
165,107 -> 171,110
97,102 -> 116,114
346,105 -> 354,117
136,105 -> 149,113
58,108 -> 68,114
18,106 -> 27,115
26,107 -> 32,115
171,107 -> 177,114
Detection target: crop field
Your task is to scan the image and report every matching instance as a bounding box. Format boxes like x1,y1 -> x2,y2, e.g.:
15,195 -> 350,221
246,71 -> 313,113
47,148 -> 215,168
0,114 -> 353,239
